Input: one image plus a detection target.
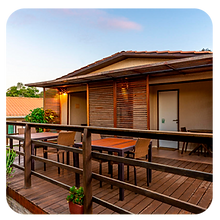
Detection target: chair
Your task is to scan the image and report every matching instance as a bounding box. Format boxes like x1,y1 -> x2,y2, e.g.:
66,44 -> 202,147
43,131 -> 76,174
110,138 -> 151,188
181,127 -> 188,154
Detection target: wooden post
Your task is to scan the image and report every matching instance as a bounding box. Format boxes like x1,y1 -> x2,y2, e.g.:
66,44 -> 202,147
82,128 -> 92,214
24,124 -> 31,188
113,80 -> 117,128
146,75 -> 150,130
87,83 -> 90,126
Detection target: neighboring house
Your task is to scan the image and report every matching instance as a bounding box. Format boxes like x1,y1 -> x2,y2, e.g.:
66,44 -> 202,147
26,50 -> 213,148
6,97 -> 43,134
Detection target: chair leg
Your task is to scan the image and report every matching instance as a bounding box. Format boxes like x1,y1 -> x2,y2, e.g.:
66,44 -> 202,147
111,164 -> 113,189
99,162 -> 102,188
57,151 -> 60,174
185,142 -> 188,152
127,165 -> 130,181
134,166 -> 137,186
146,168 -> 149,186
18,141 -> 21,164
181,142 -> 185,154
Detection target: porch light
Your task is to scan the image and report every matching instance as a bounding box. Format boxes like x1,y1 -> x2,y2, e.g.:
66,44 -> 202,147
58,88 -> 67,95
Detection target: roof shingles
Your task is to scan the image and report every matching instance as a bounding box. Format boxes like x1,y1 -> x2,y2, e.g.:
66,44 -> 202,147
6,97 -> 43,117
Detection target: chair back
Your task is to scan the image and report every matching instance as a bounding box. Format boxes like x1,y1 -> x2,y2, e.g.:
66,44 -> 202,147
18,128 -> 25,134
91,133 -> 101,141
18,127 -> 36,134
57,131 -> 76,146
181,127 -> 187,132
134,138 -> 151,159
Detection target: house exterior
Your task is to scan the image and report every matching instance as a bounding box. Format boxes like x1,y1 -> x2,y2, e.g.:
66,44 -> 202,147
26,51 -> 213,148
3,96 -> 43,144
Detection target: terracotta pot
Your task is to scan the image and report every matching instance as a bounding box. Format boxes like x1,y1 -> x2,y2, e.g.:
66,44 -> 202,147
69,202 -> 84,214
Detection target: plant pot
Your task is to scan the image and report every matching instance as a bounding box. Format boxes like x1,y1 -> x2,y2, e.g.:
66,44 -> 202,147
69,202 -> 84,214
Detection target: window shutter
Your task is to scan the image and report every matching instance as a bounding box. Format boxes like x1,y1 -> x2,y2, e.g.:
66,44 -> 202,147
116,77 -> 147,130
89,81 -> 114,127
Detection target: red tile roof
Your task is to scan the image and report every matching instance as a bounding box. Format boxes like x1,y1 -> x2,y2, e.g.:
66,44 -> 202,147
6,97 -> 43,117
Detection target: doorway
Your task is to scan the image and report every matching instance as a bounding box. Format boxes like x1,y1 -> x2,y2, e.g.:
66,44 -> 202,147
158,90 -> 179,149
69,91 -> 87,142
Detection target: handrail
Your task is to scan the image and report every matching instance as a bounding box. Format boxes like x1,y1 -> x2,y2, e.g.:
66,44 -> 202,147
6,121 -> 212,214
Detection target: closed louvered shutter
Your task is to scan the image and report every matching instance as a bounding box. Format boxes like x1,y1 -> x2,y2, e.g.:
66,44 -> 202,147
116,77 -> 147,130
89,81 -> 114,127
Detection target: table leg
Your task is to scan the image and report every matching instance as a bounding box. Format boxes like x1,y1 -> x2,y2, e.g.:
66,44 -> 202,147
148,142 -> 152,183
44,146 -> 47,171
10,138 -> 13,150
73,152 -> 80,187
118,151 -> 124,201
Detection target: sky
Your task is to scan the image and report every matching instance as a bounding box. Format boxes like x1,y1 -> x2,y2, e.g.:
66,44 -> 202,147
6,8 -> 213,91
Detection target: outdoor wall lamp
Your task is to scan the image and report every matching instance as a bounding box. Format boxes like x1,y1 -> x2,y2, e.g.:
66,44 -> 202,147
58,88 -> 67,95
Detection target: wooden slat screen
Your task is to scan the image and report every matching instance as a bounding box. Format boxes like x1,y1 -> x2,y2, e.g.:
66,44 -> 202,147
89,81 -> 114,127
116,77 -> 147,130
44,88 -> 60,123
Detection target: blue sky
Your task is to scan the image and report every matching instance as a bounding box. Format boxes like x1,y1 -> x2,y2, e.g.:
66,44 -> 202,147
6,8 -> 213,90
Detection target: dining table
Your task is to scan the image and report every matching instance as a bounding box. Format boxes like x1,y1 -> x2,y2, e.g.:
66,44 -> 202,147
75,137 -> 152,201
187,129 -> 213,155
9,132 -> 59,170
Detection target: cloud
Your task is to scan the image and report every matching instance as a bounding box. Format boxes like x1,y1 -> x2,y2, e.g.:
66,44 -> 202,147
61,9 -> 143,31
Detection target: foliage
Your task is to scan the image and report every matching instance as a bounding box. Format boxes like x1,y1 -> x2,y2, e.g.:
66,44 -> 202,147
3,148 -> 17,188
25,108 -> 46,132
6,82 -> 43,98
44,109 -> 59,124
66,186 -> 84,206
25,108 -> 59,132
200,48 -> 212,52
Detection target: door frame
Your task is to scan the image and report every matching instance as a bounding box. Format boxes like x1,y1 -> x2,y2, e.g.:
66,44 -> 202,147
157,89 -> 179,149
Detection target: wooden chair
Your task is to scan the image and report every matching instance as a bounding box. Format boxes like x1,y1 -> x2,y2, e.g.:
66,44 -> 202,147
181,127 -> 188,154
125,138 -> 151,186
43,131 -> 76,174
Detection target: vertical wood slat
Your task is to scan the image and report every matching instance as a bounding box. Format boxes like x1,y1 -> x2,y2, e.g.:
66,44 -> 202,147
89,81 -> 114,128
87,83 -> 90,126
146,75 -> 150,130
116,77 -> 148,130
24,124 -> 31,188
82,128 -> 93,214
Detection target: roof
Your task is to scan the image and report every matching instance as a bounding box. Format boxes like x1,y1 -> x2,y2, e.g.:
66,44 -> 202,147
57,50 -> 212,79
6,97 -> 43,117
26,53 -> 213,88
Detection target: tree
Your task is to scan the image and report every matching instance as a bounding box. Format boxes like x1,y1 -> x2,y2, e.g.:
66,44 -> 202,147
200,48 -> 212,52
6,82 -> 43,98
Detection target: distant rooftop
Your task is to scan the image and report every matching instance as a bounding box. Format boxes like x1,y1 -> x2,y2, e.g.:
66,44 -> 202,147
6,97 -> 43,118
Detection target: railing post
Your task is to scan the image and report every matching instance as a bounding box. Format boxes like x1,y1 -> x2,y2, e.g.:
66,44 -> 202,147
82,128 -> 93,214
24,124 -> 31,188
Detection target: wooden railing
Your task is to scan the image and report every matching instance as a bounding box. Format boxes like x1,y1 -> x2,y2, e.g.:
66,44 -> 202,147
6,121 -> 213,214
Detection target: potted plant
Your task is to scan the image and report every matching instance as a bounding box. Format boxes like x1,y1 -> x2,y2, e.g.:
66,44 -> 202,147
66,186 -> 84,214
3,147 -> 17,190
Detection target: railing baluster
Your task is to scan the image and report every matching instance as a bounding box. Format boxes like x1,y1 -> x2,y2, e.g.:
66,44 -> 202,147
24,124 -> 31,188
82,128 -> 93,214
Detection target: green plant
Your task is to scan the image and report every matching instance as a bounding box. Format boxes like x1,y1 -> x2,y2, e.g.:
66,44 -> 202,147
25,108 -> 59,132
6,148 -> 17,179
66,186 -> 84,206
25,108 -> 46,132
44,109 -> 59,124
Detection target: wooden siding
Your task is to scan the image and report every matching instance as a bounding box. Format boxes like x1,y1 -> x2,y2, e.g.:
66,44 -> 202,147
116,77 -> 148,129
88,77 -> 148,130
89,81 -> 114,127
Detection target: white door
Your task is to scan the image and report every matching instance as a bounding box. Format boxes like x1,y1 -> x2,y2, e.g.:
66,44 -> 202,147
158,90 -> 178,149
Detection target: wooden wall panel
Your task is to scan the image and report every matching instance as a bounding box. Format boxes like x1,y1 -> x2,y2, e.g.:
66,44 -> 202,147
116,77 -> 148,130
89,81 -> 114,127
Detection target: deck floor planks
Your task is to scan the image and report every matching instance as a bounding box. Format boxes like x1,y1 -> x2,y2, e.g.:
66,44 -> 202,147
7,148 -> 212,214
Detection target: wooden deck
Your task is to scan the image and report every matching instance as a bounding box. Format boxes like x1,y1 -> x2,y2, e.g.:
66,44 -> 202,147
7,147 -> 213,214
